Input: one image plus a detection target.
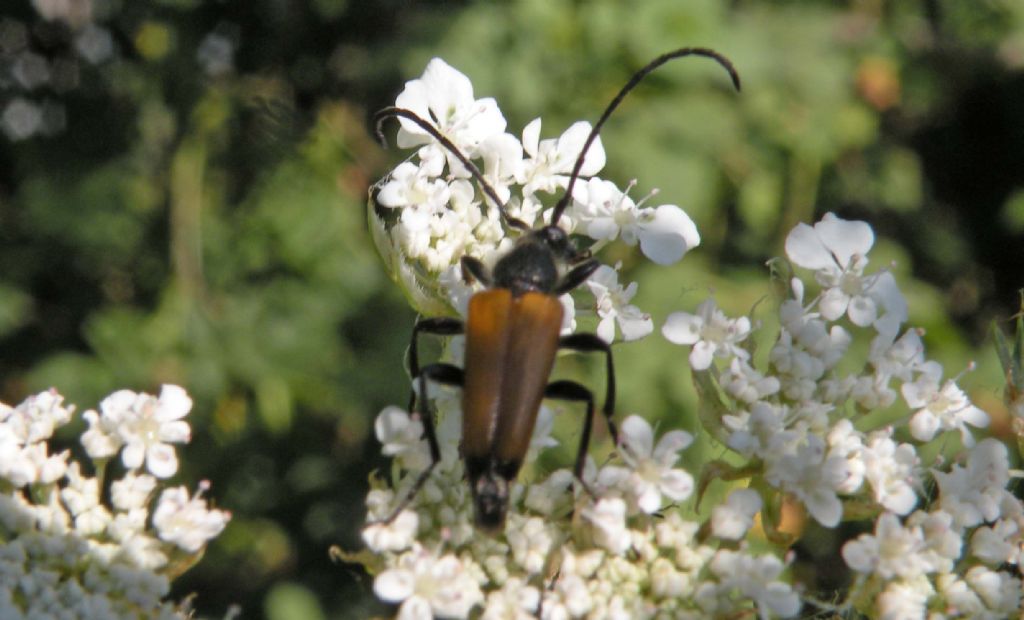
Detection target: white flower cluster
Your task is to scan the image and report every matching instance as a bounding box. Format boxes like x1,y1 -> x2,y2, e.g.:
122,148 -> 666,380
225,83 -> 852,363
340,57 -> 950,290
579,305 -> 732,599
364,404 -> 798,619
362,57 -> 1024,619
371,58 -> 702,341
0,386 -> 230,619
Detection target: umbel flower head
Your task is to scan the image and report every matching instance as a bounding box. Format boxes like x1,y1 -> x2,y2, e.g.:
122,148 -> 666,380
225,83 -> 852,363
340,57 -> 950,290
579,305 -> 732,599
369,57 -> 700,329
0,386 -> 230,619
358,56 -> 1023,620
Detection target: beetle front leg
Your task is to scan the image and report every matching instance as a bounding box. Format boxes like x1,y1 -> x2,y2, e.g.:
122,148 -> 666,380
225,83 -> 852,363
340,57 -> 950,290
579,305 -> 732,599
460,256 -> 493,287
557,333 -> 618,443
554,258 -> 600,296
379,362 -> 464,525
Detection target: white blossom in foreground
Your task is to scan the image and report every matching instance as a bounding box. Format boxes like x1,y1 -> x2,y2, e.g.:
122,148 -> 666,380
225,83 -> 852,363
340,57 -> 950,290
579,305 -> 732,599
599,415 -> 694,514
0,387 -> 229,619
362,56 -> 1022,619
711,488 -> 762,540
662,298 -> 752,370
81,384 -> 193,478
585,263 -> 654,343
373,546 -> 484,619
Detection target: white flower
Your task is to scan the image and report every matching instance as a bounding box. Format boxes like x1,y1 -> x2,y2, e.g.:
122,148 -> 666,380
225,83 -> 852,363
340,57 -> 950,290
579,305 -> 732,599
81,385 -> 192,478
720,358 -> 780,404
704,549 -> 801,618
571,178 -> 700,265
375,406 -> 431,471
766,435 -> 846,527
394,58 -> 506,164
585,263 -> 653,343
110,472 -> 158,511
724,400 -> 793,460
476,132 -> 523,206
877,576 -> 933,620
61,462 -> 111,536
662,298 -> 752,370
505,515 -> 553,574
151,482 -> 230,554
363,510 -> 419,553
902,368 -> 989,446
842,511 -> 960,579
374,546 -> 484,619
969,518 -> 1020,566
523,468 -> 574,516
581,497 -> 631,555
0,389 -> 73,487
861,430 -> 919,515
3,389 -> 73,444
869,327 -> 925,383
518,118 -> 604,197
600,415 -> 693,514
710,488 -> 762,540
377,162 -> 452,213
933,438 -> 1015,528
784,212 -> 879,326
481,578 -> 540,620
964,565 -> 1022,614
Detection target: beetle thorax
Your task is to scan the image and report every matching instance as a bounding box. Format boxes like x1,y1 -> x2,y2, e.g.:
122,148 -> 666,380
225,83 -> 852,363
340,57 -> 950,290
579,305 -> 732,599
492,225 -> 574,296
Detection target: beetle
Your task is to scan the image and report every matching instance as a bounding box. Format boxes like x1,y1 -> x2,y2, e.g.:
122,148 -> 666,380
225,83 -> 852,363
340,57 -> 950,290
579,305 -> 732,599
373,47 -> 740,531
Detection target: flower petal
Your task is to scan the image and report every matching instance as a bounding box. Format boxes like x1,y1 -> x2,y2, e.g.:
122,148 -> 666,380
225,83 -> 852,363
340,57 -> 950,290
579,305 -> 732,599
818,287 -> 850,322
596,315 -> 616,344
522,118 -> 541,157
658,469 -> 694,502
620,415 -> 654,459
653,430 -> 693,464
689,340 -> 715,371
122,442 -> 145,470
909,410 -> 940,442
636,482 -> 662,514
375,568 -> 416,603
617,310 -> 653,342
815,212 -> 874,268
146,443 -> 179,479
661,311 -> 702,345
847,294 -> 878,327
558,121 -> 604,176
638,205 -> 700,265
785,222 -> 835,270
158,385 -> 193,421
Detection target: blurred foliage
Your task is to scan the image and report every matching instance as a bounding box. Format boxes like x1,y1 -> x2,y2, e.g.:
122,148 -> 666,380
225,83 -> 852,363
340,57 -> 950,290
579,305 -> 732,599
0,0 -> 1022,617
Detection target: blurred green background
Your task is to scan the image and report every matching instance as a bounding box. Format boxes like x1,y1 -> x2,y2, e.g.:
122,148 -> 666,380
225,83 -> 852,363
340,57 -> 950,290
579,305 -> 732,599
1,0 -> 1022,617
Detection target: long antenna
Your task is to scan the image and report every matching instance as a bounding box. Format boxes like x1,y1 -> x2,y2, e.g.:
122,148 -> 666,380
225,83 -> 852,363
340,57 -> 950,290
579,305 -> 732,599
374,107 -> 530,232
549,47 -> 742,227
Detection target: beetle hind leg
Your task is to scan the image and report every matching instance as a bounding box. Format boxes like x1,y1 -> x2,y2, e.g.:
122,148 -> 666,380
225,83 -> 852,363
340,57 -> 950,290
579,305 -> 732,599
376,362 -> 463,525
557,333 -> 618,444
543,379 -> 602,497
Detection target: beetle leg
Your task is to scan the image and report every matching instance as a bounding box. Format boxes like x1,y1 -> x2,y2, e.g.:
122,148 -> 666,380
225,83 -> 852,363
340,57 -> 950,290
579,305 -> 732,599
379,362 -> 464,525
543,379 -> 600,496
460,255 -> 493,287
557,333 -> 618,443
553,258 -> 600,296
407,317 -> 464,412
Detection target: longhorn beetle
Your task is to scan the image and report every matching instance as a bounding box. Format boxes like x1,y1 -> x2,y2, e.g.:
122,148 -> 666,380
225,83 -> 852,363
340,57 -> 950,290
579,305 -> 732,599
373,47 -> 740,532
